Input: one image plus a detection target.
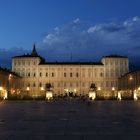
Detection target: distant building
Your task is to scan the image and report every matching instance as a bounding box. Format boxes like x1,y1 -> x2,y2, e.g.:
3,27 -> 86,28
12,45 -> 129,98
118,68 -> 140,98
0,67 -> 21,99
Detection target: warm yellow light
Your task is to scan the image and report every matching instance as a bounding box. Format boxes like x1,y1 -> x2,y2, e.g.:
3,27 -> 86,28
41,87 -> 44,91
89,91 -> 96,100
112,87 -> 115,91
74,89 -> 77,92
0,87 -> 3,91
97,87 -> 101,91
117,92 -> 121,100
138,87 -> 140,91
46,91 -> 53,100
129,76 -> 133,80
26,87 -> 30,91
134,90 -> 138,101
65,89 -> 69,92
4,92 -> 8,100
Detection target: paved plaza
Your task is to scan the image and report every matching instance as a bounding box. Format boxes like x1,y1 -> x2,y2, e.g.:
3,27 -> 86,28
0,100 -> 140,140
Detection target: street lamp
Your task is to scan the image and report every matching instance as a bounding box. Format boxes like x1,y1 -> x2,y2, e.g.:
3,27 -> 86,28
97,87 -> 101,91
117,91 -> 121,100
129,76 -> 133,92
88,83 -> 96,100
112,87 -> 115,91
41,87 -> 44,91
26,87 -> 30,91
134,90 -> 138,101
8,74 -> 12,96
26,86 -> 30,96
45,83 -> 53,100
0,87 -> 3,98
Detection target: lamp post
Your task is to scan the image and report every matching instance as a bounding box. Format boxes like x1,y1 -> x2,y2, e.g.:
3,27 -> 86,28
45,83 -> 53,100
8,74 -> 12,97
89,83 -> 97,100
133,90 -> 138,101
26,86 -> 30,95
129,76 -> 133,93
40,86 -> 44,97
0,86 -> 3,99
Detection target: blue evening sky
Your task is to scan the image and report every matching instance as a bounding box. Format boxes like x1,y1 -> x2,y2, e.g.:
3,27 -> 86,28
0,0 -> 140,69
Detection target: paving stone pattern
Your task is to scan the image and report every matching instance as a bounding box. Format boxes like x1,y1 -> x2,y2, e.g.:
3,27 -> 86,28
0,100 -> 140,140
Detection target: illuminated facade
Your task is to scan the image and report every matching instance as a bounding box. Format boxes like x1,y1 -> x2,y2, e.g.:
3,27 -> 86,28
0,67 -> 21,99
12,45 -> 129,97
118,69 -> 140,98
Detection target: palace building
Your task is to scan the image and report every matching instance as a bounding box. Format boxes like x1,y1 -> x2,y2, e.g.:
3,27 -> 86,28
12,45 -> 129,98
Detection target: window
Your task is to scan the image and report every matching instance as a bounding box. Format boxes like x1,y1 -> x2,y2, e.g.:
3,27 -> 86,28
40,72 -> 42,77
76,73 -> 79,77
100,72 -> 103,77
64,73 -> 66,77
46,73 -> 48,77
52,73 -> 54,77
70,73 -> 72,77
28,73 -> 30,77
33,83 -> 36,87
39,83 -> 42,87
70,82 -> 72,87
33,73 -> 36,77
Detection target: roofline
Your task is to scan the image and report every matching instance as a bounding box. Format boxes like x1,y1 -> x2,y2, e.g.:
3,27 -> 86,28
119,68 -> 140,79
39,62 -> 104,65
0,67 -> 21,77
102,55 -> 128,59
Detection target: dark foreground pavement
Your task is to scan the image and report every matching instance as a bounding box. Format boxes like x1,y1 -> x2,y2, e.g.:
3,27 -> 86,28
0,100 -> 140,140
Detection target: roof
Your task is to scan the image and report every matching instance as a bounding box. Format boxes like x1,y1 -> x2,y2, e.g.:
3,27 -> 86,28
102,55 -> 128,58
39,62 -> 103,65
0,67 -> 20,77
12,44 -> 45,63
119,68 -> 140,79
13,54 -> 42,58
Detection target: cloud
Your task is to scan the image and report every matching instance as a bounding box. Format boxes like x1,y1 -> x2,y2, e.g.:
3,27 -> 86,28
38,16 -> 140,70
73,18 -> 80,23
87,25 -> 101,33
1,17 -> 140,70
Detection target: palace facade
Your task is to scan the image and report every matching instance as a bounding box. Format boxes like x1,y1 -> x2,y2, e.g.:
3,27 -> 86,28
12,45 -> 129,97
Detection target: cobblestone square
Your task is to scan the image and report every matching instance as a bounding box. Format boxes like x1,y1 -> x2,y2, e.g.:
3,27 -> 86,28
0,100 -> 140,140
